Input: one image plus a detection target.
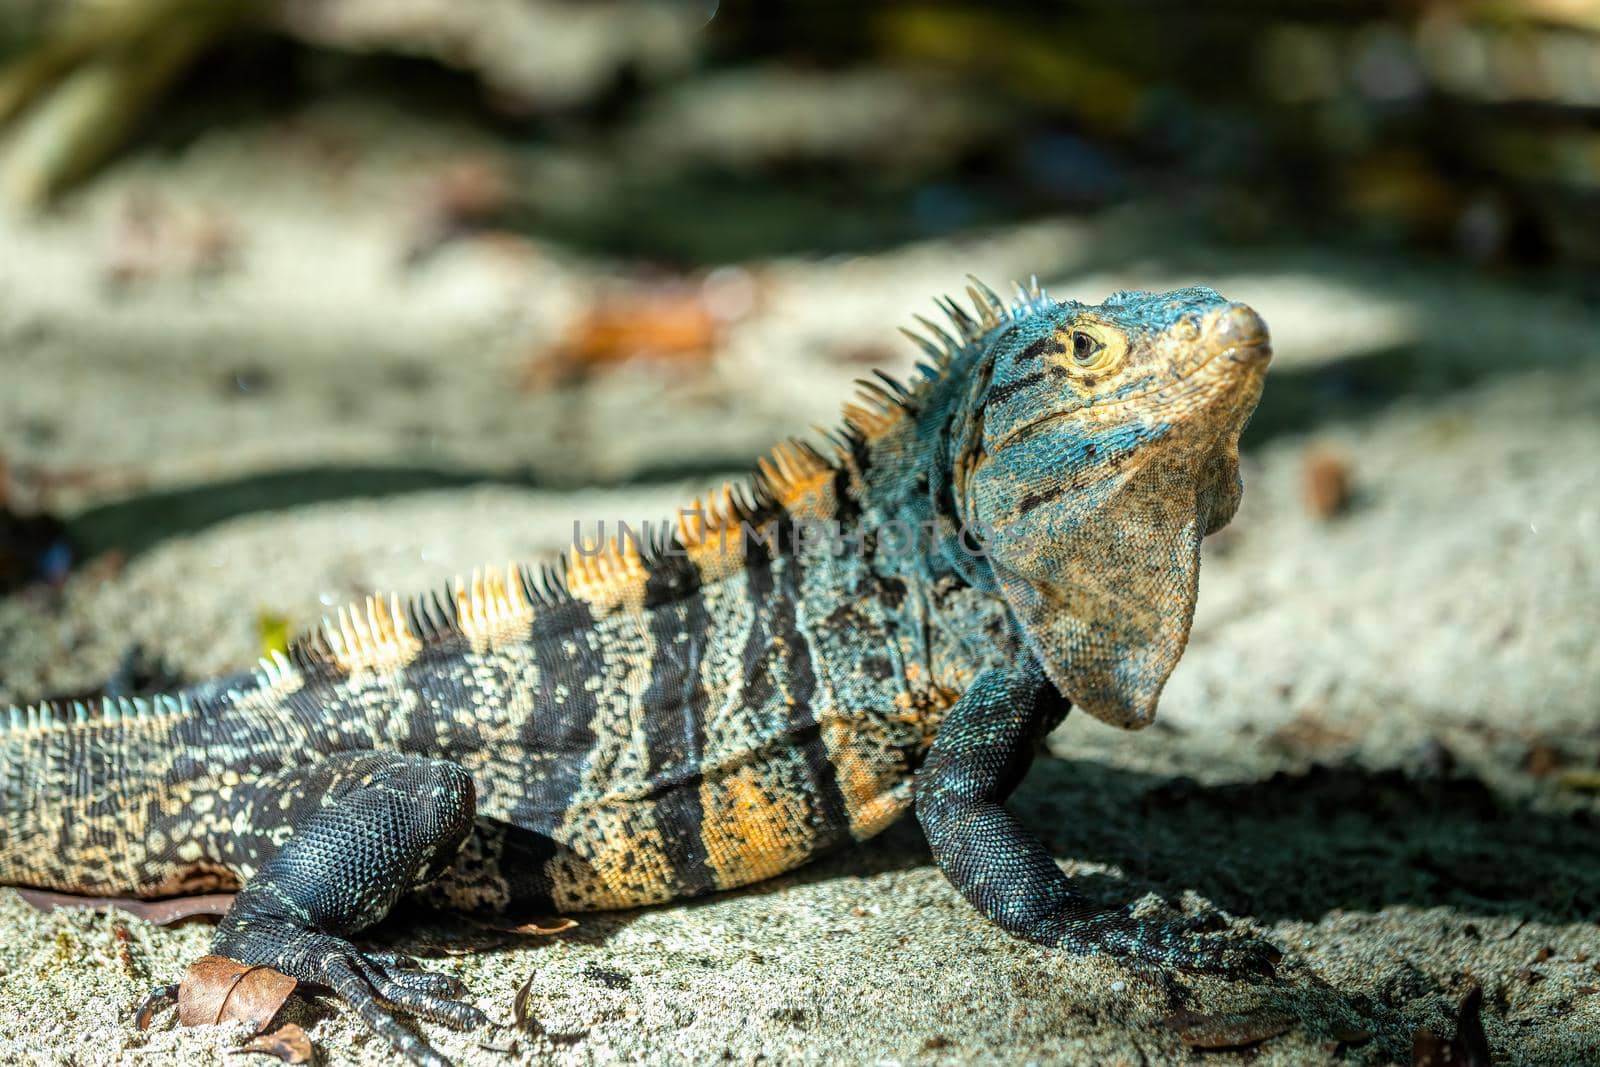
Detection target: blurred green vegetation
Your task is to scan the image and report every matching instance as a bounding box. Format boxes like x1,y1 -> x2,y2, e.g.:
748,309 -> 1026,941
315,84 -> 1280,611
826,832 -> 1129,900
0,0 -> 1597,270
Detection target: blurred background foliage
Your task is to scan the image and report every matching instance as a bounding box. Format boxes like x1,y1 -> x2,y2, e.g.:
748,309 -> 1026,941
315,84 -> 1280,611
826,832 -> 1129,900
1,0 -> 1598,269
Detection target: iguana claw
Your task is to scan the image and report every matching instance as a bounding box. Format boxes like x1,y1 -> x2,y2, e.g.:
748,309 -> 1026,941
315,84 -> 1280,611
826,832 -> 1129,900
213,922 -> 485,1067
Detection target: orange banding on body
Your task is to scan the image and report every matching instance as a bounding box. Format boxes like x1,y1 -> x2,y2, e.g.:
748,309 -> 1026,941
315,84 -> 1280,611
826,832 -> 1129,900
820,713 -> 912,840
698,762 -> 815,889
547,809 -> 678,908
547,813 -> 680,911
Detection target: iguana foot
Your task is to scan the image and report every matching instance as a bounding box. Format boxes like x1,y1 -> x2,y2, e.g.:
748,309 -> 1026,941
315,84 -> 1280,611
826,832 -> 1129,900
199,752 -> 481,1065
213,919 -> 486,1067
917,667 -> 1283,984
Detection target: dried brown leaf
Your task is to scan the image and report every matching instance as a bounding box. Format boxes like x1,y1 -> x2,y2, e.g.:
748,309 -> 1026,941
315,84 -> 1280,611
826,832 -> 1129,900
503,916 -> 578,936
15,887 -> 235,924
529,288 -> 719,388
833,342 -> 897,367
1302,446 -> 1352,519
513,973 -> 537,1032
464,914 -> 578,938
1162,1006 -> 1296,1049
234,1023 -> 313,1063
1412,986 -> 1490,1067
1523,743 -> 1563,778
178,955 -> 297,1031
510,975 -> 585,1046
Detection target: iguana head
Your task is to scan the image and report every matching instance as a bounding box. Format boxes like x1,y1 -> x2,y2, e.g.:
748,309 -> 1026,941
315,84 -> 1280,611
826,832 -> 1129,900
958,287 -> 1270,728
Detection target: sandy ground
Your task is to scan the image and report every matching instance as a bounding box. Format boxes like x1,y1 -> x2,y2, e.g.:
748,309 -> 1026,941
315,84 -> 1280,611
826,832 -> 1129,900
1,99 -> 1597,1065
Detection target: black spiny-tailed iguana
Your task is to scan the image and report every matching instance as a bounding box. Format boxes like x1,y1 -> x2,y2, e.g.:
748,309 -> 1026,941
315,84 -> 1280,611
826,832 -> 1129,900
2,279 -> 1275,1065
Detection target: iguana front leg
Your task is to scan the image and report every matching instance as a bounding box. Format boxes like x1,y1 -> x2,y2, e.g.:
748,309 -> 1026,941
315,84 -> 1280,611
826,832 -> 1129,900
201,752 -> 485,1067
915,664 -> 1280,975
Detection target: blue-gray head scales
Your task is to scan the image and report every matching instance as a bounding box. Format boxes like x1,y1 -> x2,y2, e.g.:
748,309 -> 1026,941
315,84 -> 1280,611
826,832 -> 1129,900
947,285 -> 1271,728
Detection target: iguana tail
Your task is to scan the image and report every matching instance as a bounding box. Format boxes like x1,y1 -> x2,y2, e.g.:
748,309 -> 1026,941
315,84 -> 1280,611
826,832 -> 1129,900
0,691 -> 238,896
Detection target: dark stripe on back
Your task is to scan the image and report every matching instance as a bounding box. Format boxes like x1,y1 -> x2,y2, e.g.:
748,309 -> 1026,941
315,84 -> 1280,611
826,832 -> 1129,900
399,637 -> 480,757
639,557 -> 715,895
743,528 -> 853,850
501,597 -> 603,906
830,432 -> 872,528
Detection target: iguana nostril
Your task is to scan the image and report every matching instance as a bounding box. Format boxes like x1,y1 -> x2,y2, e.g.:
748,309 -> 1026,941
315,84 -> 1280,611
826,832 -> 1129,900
1211,303 -> 1268,349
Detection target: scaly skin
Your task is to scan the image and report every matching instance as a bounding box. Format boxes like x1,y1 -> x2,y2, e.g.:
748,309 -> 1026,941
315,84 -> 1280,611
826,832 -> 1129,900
2,279 -> 1273,1065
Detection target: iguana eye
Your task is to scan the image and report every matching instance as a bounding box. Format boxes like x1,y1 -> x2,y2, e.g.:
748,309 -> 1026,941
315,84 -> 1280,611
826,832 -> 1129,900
1070,330 -> 1103,365
1057,321 -> 1125,378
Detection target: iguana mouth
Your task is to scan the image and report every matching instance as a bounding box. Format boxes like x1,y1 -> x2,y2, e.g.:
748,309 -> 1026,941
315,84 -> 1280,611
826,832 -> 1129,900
1220,336 -> 1271,367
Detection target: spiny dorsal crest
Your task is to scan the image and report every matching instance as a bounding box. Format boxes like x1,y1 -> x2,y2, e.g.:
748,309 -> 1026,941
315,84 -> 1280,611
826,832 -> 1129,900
453,566 -> 535,645
756,439 -> 833,503
321,592 -> 423,671
35,276 -> 1060,699
897,274 -> 1052,380
296,564 -> 546,674
557,275 -> 1053,599
3,692 -> 189,735
566,531 -> 649,613
676,480 -> 739,547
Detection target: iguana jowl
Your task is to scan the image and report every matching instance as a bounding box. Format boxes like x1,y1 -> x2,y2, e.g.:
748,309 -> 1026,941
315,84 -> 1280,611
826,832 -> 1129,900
2,280 -> 1273,1065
